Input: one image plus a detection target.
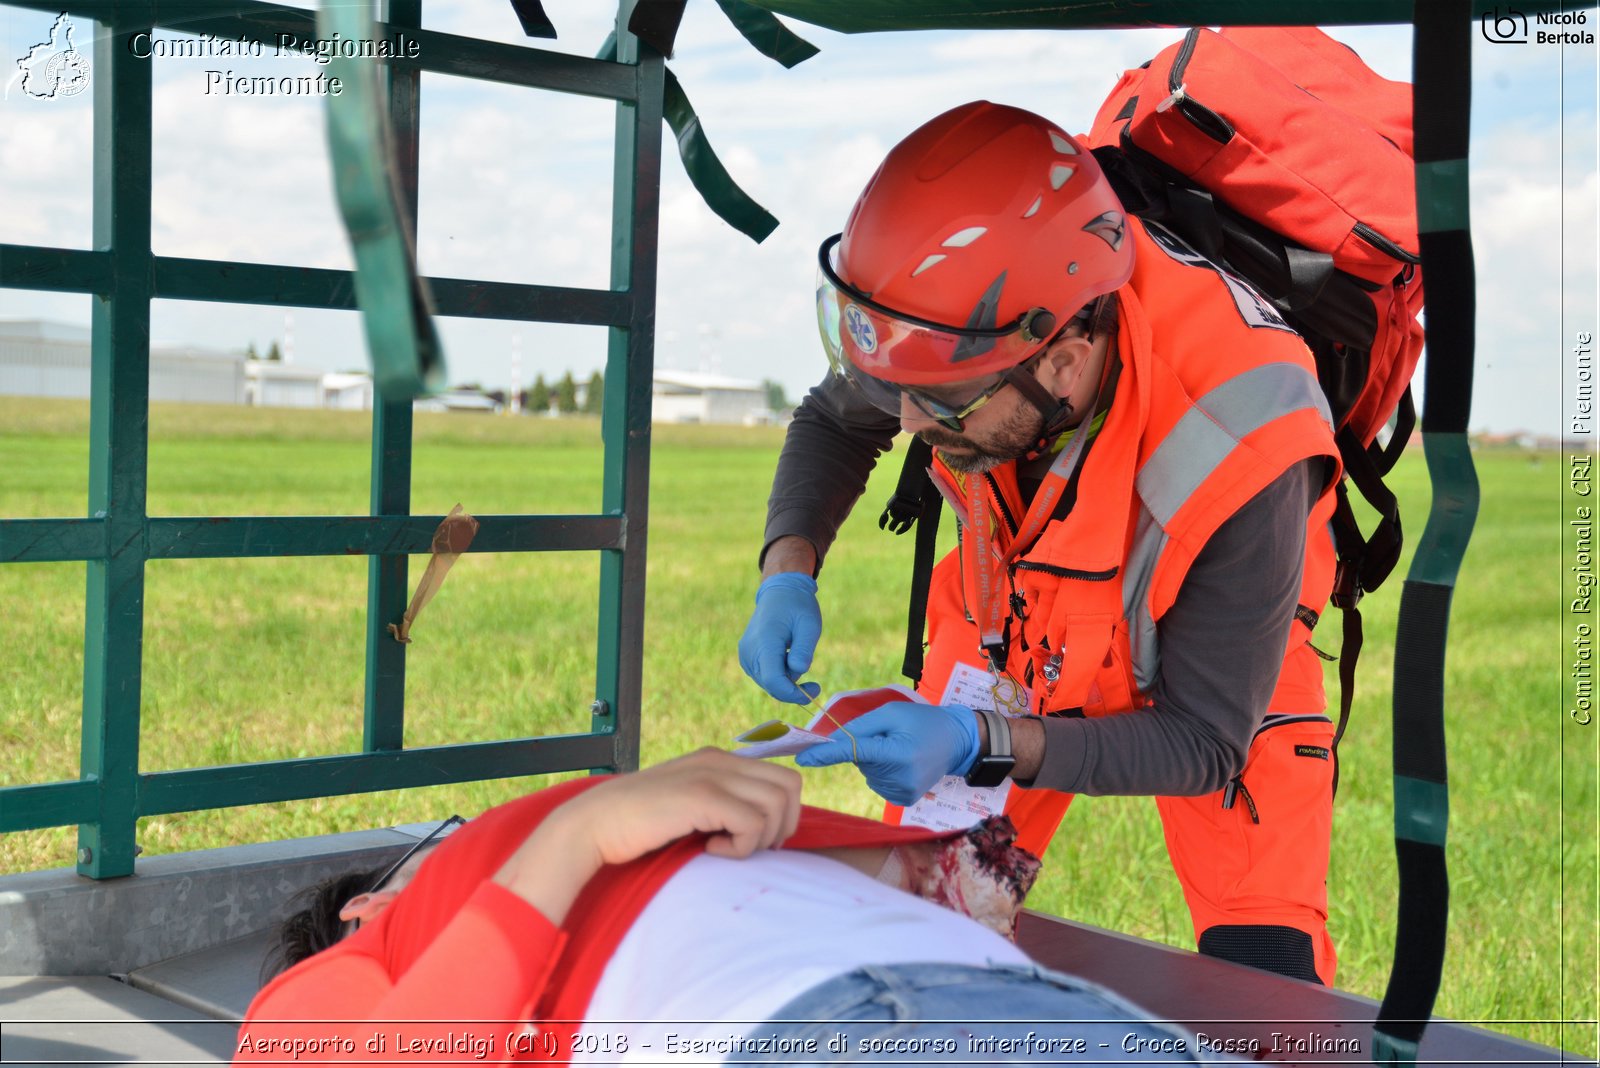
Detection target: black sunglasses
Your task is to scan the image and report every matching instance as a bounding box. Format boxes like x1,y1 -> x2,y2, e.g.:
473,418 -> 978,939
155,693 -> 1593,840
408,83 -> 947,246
366,814 -> 465,895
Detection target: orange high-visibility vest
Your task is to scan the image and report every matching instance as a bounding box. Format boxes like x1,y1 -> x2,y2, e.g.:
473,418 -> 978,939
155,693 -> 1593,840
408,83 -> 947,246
914,219 -> 1342,851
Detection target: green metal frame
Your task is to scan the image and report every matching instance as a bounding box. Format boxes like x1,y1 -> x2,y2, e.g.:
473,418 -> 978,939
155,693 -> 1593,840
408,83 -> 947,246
0,0 -> 663,878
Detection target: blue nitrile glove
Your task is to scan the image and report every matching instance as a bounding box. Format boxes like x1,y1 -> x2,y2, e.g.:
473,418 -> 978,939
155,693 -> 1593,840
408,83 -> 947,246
796,702 -> 981,806
738,572 -> 823,705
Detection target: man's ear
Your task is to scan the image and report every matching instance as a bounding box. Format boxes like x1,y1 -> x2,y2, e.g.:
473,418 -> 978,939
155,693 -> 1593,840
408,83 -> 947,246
339,889 -> 401,925
1035,334 -> 1095,397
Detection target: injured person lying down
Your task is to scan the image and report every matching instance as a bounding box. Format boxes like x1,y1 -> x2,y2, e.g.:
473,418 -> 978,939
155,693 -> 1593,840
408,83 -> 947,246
237,749 -> 1209,1065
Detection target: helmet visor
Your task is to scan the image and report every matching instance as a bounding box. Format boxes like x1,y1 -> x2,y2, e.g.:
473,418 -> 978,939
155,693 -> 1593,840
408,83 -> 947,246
819,289 -> 1014,431
815,234 -> 1054,388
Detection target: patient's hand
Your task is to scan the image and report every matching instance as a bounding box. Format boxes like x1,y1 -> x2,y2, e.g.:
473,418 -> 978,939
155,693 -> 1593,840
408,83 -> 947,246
493,749 -> 801,925
564,748 -> 801,865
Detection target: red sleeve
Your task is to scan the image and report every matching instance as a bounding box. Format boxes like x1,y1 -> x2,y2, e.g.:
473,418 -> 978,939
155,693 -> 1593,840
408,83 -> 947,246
235,882 -> 566,1064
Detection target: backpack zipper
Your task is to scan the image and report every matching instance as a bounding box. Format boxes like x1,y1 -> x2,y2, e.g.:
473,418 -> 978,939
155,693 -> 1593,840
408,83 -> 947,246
1169,28 -> 1199,92
1161,28 -> 1233,144
1352,221 -> 1422,265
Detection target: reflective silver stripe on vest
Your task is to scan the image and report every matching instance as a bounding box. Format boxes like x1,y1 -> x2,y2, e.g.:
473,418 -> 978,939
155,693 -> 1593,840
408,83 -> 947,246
1124,363 -> 1332,689
1125,503 -> 1166,690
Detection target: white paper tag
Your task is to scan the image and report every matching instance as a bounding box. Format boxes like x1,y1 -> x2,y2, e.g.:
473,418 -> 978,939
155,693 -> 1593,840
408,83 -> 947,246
901,776 -> 1011,832
940,660 -> 1031,716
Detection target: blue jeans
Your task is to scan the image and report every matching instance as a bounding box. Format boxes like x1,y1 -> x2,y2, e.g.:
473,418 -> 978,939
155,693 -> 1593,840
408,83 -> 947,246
739,962 -> 1224,1064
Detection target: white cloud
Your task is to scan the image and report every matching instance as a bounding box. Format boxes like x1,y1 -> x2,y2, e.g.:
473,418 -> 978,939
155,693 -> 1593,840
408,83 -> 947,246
1465,115 -> 1597,435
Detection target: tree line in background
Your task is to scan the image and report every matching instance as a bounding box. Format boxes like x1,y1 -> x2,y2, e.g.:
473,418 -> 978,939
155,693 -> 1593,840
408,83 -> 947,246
449,370 -> 606,415
525,370 -> 603,414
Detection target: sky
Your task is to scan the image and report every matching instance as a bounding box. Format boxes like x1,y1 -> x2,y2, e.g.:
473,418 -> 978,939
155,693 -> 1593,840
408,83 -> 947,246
1,1 -> 1595,436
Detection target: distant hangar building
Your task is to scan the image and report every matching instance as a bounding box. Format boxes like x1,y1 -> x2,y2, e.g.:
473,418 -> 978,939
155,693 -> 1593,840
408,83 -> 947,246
0,319 -> 248,406
0,319 -> 374,410
650,369 -> 773,425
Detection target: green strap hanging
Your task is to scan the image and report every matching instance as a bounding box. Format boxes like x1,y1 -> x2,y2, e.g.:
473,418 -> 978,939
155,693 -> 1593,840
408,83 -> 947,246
1372,1 -> 1477,1063
506,0 -> 558,38
713,0 -> 819,67
662,66 -> 779,241
600,32 -> 780,243
319,0 -> 447,399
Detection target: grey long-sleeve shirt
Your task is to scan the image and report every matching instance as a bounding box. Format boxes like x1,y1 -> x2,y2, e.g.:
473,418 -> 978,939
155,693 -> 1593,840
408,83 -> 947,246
763,372 -> 1318,798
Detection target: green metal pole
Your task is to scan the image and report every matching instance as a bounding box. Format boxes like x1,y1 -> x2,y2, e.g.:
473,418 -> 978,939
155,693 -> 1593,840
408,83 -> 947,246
362,0 -> 423,753
593,0 -> 664,771
79,7 -> 155,879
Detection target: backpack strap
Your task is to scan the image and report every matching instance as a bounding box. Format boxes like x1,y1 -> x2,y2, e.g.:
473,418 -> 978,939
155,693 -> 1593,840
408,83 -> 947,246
880,438 -> 942,684
1375,3 -> 1477,1062
1338,424 -> 1406,596
880,436 -> 934,535
1372,385 -> 1418,477
1326,484 -> 1368,799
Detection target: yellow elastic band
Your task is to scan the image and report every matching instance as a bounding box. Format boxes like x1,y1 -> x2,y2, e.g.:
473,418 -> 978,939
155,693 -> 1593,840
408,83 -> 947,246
808,694 -> 859,763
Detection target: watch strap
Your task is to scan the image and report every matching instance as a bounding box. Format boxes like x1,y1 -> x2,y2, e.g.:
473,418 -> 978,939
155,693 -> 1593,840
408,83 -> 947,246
964,709 -> 1015,787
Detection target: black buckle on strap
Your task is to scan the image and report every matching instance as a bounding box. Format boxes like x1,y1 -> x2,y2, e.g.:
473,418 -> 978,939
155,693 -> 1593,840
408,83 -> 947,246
879,492 -> 924,535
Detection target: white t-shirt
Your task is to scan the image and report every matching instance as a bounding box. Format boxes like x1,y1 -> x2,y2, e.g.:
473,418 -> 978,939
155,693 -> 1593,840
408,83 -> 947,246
572,849 -> 1030,1061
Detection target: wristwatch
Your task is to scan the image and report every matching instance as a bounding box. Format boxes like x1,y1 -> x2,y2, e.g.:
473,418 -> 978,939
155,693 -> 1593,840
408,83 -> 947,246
964,709 -> 1016,788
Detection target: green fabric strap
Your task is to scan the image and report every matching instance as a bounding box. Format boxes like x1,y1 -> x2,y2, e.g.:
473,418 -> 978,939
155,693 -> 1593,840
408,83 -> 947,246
597,33 -> 779,243
1371,1031 -> 1422,1067
319,0 -> 446,399
713,0 -> 820,68
662,66 -> 779,242
1416,159 -> 1469,235
1393,774 -> 1449,846
1409,432 -> 1480,588
506,0 -> 557,39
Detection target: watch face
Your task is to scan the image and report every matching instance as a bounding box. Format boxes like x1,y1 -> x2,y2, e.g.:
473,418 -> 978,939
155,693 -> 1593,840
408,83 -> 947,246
965,755 -> 1016,789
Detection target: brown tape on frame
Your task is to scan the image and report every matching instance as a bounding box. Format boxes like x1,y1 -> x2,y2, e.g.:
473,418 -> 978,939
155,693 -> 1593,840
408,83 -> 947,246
388,504 -> 480,644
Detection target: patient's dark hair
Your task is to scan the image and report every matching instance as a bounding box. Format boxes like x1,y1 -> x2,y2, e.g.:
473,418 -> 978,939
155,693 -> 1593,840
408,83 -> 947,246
260,866 -> 382,985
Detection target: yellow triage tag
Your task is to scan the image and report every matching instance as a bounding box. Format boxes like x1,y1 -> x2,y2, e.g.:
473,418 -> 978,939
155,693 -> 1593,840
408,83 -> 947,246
731,719 -> 832,759
737,720 -> 796,743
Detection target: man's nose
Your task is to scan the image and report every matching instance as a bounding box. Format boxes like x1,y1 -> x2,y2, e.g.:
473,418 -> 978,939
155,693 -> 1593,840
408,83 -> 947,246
898,392 -> 941,434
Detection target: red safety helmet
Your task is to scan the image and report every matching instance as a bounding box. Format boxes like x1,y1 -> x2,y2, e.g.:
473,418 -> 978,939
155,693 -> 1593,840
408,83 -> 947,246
817,102 -> 1134,395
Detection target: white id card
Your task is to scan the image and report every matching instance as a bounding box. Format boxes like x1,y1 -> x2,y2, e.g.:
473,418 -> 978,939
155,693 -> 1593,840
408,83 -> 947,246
899,662 -> 1027,831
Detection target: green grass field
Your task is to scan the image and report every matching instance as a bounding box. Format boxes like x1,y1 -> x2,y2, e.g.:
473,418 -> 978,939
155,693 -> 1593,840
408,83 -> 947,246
1,396 -> 1593,1055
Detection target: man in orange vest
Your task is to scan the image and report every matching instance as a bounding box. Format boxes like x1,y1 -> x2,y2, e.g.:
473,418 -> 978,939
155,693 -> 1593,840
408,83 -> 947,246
740,101 -> 1343,985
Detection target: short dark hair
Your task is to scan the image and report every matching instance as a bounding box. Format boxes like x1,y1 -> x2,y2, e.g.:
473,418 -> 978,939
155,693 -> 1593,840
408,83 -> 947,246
1067,293 -> 1119,340
260,866 -> 382,985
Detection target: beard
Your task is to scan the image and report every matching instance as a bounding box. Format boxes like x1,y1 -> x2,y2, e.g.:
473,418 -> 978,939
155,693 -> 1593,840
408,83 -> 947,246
917,403 -> 1046,475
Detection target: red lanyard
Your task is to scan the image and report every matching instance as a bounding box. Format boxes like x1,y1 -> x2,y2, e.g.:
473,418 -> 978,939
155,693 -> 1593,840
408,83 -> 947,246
963,402 -> 1098,662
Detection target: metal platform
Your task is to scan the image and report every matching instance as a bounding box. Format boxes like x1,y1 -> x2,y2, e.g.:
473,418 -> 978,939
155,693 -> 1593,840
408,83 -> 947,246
1015,913 -> 1565,1065
0,831 -> 1572,1066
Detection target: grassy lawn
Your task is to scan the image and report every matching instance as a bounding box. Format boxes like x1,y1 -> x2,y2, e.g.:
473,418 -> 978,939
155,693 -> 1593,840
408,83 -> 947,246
0,396 -> 1592,1055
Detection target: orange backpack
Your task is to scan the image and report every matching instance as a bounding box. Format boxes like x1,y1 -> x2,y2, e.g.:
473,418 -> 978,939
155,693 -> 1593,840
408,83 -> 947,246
1084,27 -> 1426,760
